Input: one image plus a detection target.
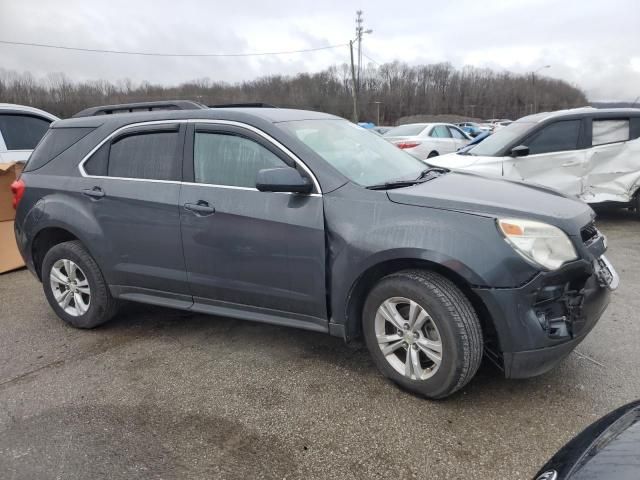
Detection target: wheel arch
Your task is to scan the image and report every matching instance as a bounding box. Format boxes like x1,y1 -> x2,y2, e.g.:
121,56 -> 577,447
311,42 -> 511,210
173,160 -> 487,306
342,257 -> 497,349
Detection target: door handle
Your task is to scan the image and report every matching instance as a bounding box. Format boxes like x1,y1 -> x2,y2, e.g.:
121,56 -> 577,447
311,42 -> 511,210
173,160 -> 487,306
184,201 -> 215,215
82,187 -> 105,198
562,161 -> 581,167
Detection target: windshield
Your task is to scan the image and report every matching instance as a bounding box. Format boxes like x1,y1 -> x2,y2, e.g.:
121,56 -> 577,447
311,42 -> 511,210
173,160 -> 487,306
280,119 -> 426,187
383,124 -> 428,137
468,121 -> 536,156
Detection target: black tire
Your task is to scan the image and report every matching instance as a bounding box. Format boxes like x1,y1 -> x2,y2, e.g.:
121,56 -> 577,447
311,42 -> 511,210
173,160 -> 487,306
41,240 -> 119,328
362,270 -> 483,399
427,151 -> 439,158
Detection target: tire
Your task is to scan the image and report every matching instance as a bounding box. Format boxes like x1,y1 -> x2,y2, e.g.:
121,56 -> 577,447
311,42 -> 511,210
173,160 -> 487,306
362,270 -> 483,399
41,240 -> 119,329
427,151 -> 439,159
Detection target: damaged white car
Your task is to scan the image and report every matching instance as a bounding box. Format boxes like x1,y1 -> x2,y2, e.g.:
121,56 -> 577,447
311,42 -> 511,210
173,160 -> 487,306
428,107 -> 640,207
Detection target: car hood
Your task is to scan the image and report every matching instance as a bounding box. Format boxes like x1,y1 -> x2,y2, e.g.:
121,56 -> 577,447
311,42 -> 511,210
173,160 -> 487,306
386,170 -> 594,232
427,152 -> 494,169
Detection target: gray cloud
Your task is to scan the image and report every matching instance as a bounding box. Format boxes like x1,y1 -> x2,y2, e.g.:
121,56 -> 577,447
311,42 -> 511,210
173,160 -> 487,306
0,0 -> 638,101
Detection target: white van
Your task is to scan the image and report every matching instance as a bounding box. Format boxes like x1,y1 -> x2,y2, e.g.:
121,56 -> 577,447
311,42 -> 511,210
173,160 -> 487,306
429,108 -> 640,207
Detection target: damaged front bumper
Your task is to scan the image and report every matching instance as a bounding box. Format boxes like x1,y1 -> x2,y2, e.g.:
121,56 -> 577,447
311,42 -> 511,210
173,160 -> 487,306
473,235 -> 618,379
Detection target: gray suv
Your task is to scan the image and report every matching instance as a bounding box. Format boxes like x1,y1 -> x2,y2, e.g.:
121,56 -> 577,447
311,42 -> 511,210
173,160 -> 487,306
12,102 -> 618,399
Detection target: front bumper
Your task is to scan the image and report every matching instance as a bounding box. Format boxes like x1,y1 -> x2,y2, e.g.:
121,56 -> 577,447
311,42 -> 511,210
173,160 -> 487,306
473,255 -> 616,379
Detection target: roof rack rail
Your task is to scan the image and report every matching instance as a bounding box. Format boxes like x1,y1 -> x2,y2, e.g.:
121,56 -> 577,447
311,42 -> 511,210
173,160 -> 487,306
73,100 -> 207,118
208,102 -> 277,108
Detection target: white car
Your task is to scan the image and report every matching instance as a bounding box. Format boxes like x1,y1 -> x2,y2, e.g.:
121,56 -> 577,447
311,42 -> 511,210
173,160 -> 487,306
383,123 -> 471,161
428,107 -> 640,206
0,104 -> 59,163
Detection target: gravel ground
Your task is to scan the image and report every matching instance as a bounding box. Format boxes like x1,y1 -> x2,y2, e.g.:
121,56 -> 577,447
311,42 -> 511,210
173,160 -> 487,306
0,209 -> 638,480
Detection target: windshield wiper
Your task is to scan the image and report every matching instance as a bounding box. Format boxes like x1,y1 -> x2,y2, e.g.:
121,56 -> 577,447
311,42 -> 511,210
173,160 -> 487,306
366,167 -> 449,190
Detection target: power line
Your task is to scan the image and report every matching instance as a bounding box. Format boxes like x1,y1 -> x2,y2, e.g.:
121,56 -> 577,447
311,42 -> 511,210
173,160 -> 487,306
362,51 -> 381,66
0,39 -> 349,57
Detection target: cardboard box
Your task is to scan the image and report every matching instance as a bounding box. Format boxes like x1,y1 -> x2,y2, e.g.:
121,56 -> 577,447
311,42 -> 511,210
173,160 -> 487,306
0,162 -> 23,222
0,220 -> 24,274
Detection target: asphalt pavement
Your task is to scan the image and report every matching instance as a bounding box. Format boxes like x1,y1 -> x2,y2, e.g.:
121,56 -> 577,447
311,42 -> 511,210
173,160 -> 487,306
0,208 -> 638,479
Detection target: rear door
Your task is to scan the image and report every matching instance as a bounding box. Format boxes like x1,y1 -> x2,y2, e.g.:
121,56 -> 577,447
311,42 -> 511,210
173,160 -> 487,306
582,116 -> 640,203
79,123 -> 190,304
503,119 -> 585,197
448,125 -> 470,151
179,122 -> 327,324
427,125 -> 457,154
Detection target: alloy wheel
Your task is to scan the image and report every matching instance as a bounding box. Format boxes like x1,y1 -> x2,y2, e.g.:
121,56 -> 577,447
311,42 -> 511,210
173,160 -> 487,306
374,297 -> 443,380
49,259 -> 91,316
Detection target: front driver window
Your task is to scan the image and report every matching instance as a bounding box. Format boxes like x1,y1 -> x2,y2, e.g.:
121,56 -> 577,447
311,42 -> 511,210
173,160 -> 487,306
194,132 -> 286,188
525,120 -> 581,155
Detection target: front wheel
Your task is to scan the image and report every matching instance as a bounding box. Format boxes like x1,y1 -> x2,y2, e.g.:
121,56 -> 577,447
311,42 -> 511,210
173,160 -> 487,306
363,270 -> 483,399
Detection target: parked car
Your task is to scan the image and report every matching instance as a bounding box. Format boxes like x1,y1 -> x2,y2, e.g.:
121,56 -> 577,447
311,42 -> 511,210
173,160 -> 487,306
429,108 -> 640,207
0,103 -> 59,163
383,123 -> 472,160
456,122 -> 484,137
534,400 -> 640,479
12,102 -> 617,399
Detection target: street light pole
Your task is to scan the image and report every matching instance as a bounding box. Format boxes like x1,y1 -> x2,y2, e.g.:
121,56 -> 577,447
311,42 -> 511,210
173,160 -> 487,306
532,65 -> 551,113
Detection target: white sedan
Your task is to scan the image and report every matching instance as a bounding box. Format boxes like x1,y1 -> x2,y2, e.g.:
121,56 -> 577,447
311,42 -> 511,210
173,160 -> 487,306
0,103 -> 59,163
383,123 -> 471,161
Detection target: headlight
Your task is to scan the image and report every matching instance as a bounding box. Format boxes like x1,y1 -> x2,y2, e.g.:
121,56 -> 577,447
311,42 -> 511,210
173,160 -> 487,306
497,218 -> 578,270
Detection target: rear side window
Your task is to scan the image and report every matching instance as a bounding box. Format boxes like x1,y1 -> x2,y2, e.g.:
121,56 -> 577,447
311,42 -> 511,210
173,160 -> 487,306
592,119 -> 630,146
525,120 -> 581,155
194,132 -> 286,188
0,114 -> 51,150
84,130 -> 181,180
632,118 -> 640,140
448,127 -> 467,139
24,127 -> 94,172
430,126 -> 452,138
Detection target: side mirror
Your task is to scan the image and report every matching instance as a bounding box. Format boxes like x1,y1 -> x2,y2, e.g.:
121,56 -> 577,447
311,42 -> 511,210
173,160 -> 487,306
510,145 -> 530,157
256,167 -> 313,194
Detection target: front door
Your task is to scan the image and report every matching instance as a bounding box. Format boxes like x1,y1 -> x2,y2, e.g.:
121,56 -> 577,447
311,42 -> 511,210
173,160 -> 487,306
179,123 -> 327,324
503,119 -> 585,197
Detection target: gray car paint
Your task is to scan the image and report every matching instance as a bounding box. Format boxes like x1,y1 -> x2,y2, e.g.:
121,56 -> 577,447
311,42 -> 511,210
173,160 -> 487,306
14,107 -> 613,378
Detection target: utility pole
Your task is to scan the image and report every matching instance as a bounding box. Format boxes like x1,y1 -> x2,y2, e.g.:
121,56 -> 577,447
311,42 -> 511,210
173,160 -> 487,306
372,101 -> 383,125
351,10 -> 372,123
349,40 -> 358,123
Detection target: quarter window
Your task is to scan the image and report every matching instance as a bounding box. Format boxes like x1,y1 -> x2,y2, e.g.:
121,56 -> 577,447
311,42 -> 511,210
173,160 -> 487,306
194,132 -> 286,188
525,120 -> 581,155
592,119 -> 629,146
0,114 -> 51,150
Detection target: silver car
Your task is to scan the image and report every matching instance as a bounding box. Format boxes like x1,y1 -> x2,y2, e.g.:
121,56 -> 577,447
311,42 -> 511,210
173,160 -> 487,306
429,108 -> 640,207
383,123 -> 471,161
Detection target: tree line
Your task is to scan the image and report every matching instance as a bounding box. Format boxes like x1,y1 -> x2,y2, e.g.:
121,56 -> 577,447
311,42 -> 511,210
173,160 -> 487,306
0,62 -> 587,123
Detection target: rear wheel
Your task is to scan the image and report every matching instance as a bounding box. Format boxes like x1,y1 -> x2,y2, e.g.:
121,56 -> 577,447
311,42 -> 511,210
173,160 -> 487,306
42,241 -> 118,328
363,270 -> 483,399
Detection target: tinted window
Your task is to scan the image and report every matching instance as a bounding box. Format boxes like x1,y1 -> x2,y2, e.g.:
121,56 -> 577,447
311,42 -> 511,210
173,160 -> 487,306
107,131 -> 180,180
430,126 -> 452,138
0,114 -> 51,150
631,118 -> 640,140
25,127 -> 94,172
449,127 -> 467,139
592,119 -> 629,146
194,132 -> 286,188
525,120 -> 581,155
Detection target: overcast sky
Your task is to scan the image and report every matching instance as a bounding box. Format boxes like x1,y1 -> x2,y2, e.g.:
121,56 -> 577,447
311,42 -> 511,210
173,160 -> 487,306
1,0 -> 638,101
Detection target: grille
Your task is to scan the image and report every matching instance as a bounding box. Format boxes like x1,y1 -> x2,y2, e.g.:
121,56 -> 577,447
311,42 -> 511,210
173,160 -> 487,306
581,222 -> 599,243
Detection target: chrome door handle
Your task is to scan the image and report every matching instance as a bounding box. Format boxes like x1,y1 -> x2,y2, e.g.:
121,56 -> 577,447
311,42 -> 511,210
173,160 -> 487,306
562,161 -> 581,167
